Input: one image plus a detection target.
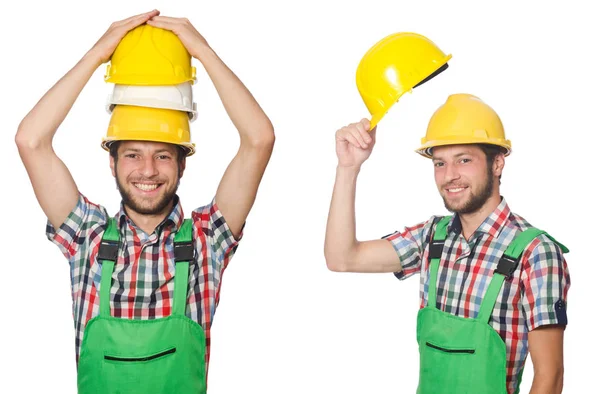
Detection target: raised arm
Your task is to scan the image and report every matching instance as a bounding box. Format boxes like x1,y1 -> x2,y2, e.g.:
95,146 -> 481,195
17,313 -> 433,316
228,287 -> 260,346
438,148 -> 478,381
15,10 -> 160,229
324,119 -> 401,273
147,16 -> 275,240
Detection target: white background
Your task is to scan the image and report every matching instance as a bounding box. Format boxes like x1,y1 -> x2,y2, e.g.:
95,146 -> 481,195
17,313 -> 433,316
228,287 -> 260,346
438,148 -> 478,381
2,0 -> 598,393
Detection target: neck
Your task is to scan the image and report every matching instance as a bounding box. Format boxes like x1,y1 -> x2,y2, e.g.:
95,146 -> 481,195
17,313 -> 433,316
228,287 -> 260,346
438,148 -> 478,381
124,201 -> 174,235
458,193 -> 501,240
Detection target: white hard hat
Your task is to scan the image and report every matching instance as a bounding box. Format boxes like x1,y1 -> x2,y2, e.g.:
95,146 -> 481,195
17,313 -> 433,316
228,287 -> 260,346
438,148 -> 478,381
106,83 -> 198,122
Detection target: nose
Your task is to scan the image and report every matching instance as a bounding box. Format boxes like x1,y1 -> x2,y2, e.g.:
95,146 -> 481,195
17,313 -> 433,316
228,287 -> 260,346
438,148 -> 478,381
443,162 -> 460,184
140,156 -> 159,178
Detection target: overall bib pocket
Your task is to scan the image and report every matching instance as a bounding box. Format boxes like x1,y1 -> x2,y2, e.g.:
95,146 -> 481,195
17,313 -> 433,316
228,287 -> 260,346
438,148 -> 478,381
425,341 -> 475,354
104,347 -> 177,363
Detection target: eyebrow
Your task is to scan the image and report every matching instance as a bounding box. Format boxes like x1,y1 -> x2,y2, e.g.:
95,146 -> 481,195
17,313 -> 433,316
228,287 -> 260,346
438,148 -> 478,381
121,148 -> 175,155
432,152 -> 473,161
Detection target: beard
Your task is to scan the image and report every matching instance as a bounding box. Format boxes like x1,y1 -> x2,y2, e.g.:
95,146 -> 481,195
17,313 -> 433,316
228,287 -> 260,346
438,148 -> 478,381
441,165 -> 494,214
115,170 -> 180,215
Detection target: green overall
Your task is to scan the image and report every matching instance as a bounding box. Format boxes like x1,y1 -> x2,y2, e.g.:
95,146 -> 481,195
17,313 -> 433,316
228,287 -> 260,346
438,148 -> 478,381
77,218 -> 207,394
416,216 -> 568,394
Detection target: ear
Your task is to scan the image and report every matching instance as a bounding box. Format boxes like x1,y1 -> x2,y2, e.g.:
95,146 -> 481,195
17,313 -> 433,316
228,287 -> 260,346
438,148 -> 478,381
493,154 -> 505,177
110,154 -> 116,177
179,158 -> 186,178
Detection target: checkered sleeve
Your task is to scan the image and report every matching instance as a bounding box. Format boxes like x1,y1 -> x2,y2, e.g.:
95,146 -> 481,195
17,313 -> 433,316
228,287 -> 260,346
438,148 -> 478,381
192,197 -> 243,272
45,193 -> 108,260
382,216 -> 436,280
520,236 -> 571,331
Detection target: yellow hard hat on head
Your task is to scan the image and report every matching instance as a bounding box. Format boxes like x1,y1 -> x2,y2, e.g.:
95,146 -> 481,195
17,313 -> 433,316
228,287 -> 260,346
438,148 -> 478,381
101,105 -> 196,156
356,32 -> 452,130
104,24 -> 196,86
416,93 -> 511,159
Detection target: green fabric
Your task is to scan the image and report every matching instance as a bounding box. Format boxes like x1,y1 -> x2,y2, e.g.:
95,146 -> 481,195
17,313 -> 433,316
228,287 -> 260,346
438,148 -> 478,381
417,216 -> 566,394
77,218 -> 207,394
99,219 -> 119,318
426,216 -> 451,307
173,219 -> 193,317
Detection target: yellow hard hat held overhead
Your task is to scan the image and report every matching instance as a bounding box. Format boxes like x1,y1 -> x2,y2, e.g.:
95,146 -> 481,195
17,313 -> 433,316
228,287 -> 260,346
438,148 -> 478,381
102,105 -> 196,156
104,24 -> 196,86
356,32 -> 452,130
416,93 -> 512,159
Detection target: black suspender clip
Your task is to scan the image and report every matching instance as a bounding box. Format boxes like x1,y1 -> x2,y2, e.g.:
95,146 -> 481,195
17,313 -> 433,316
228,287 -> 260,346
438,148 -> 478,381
174,241 -> 195,262
494,254 -> 519,278
98,240 -> 119,262
428,239 -> 445,261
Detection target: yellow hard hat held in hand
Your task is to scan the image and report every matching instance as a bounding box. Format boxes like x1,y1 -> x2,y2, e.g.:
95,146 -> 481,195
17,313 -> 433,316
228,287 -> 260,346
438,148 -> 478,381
356,32 -> 452,130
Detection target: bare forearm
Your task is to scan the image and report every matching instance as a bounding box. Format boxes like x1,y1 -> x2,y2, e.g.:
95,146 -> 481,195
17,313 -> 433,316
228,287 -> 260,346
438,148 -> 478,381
527,325 -> 565,394
17,51 -> 101,148
195,45 -> 273,145
324,165 -> 361,270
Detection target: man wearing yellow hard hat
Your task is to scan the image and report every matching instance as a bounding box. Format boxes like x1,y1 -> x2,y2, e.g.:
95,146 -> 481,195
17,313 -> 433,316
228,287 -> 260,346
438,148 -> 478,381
16,10 -> 274,394
324,33 -> 570,394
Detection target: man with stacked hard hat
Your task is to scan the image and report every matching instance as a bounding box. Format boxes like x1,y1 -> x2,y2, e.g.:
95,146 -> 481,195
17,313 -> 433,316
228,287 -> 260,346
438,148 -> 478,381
324,33 -> 570,393
15,9 -> 274,394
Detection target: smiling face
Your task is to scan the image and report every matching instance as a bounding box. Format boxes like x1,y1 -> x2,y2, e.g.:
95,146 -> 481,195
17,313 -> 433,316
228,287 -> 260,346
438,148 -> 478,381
432,144 -> 503,215
110,141 -> 186,216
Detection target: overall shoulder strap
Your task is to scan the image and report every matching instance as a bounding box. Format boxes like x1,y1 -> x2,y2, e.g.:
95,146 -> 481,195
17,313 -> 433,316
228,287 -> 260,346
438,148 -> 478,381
99,217 -> 120,256
174,218 -> 194,245
477,227 -> 568,323
429,215 -> 452,258
427,215 -> 452,308
173,219 -> 194,316
495,227 -> 569,277
98,217 -> 120,317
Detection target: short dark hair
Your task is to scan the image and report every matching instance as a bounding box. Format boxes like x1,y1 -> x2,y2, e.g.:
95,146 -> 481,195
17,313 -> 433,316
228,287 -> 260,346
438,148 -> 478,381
478,144 -> 505,168
478,144 -> 505,183
109,141 -> 187,163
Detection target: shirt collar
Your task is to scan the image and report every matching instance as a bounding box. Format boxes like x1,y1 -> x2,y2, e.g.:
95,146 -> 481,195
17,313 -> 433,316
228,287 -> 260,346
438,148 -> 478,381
448,196 -> 511,239
118,194 -> 185,234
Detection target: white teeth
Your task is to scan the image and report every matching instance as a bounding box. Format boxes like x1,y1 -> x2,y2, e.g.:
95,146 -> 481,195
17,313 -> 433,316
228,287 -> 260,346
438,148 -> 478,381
134,183 -> 159,191
449,188 -> 465,192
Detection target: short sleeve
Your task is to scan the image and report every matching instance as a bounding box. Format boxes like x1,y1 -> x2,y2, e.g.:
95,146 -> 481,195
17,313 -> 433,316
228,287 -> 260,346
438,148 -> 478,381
520,237 -> 571,331
192,196 -> 243,272
45,193 -> 108,259
382,216 -> 437,280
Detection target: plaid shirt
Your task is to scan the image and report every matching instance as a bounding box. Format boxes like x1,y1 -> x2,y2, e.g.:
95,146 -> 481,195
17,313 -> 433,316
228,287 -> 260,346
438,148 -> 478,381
46,193 -> 242,377
383,198 -> 570,394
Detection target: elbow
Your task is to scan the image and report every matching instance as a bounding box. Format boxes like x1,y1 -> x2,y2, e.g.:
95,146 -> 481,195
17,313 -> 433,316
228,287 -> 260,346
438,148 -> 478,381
554,367 -> 564,394
325,240 -> 361,272
557,375 -> 564,394
15,127 -> 43,151
245,122 -> 275,150
534,366 -> 564,394
255,131 -> 276,151
326,258 -> 347,272
324,250 -> 350,272
257,132 -> 275,151
15,118 -> 52,151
